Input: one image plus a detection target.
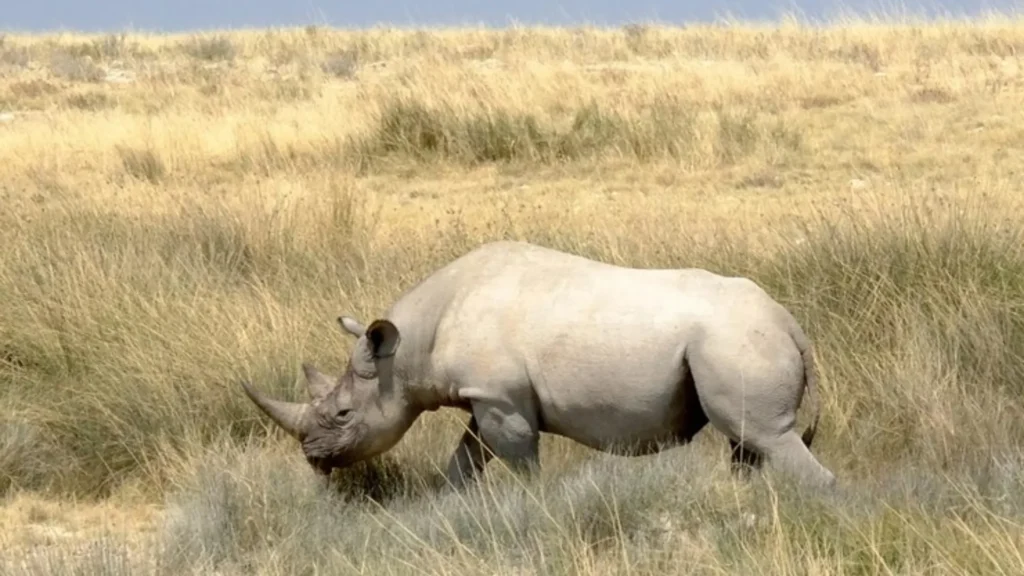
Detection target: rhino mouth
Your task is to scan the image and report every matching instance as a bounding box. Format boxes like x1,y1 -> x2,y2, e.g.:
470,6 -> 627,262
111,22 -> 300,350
306,453 -> 362,472
305,456 -> 333,475
300,424 -> 368,466
306,454 -> 361,474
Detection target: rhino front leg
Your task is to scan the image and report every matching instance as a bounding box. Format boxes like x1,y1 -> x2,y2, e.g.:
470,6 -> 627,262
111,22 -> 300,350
459,392 -> 541,480
445,416 -> 493,489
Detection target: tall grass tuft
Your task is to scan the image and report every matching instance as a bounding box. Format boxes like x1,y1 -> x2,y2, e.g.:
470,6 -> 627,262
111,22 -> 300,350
2,192 -> 1023,503
351,97 -> 802,167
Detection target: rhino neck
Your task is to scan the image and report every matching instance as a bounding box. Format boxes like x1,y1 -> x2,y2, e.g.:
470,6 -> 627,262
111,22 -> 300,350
391,361 -> 455,414
381,285 -> 463,414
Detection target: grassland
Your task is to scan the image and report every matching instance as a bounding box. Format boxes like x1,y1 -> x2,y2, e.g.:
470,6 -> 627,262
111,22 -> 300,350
2,13 -> 1024,574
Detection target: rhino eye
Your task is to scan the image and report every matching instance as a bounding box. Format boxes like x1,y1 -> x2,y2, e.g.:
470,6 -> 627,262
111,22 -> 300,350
336,408 -> 352,420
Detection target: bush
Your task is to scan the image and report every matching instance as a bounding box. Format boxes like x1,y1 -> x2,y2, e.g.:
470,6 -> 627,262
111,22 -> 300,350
351,98 -> 802,167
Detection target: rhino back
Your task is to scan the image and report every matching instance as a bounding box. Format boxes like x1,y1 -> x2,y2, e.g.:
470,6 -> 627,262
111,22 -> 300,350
413,242 -> 794,448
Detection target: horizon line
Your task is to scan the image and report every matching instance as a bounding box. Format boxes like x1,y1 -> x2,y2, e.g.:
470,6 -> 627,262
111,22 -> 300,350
4,6 -> 1024,36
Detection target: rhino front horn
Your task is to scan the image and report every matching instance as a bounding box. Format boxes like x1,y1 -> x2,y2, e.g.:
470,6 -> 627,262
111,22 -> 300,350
240,381 -> 312,440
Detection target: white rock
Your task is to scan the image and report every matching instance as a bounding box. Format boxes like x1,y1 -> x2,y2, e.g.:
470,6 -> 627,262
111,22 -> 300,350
849,178 -> 870,191
104,69 -> 136,84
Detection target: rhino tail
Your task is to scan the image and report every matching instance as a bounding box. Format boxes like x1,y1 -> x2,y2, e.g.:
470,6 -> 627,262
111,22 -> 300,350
796,337 -> 821,449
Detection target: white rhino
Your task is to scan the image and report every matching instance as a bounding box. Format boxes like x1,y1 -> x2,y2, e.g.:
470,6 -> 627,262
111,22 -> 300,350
241,240 -> 836,490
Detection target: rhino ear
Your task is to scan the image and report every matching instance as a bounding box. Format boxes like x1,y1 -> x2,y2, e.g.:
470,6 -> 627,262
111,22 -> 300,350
365,319 -> 401,358
302,363 -> 335,400
337,316 -> 366,338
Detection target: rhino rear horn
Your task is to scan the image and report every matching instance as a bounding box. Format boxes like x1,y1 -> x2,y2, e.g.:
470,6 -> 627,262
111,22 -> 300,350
240,381 -> 312,440
302,363 -> 334,400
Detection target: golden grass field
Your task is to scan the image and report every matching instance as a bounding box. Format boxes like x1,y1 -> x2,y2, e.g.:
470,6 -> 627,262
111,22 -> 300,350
2,13 -> 1024,574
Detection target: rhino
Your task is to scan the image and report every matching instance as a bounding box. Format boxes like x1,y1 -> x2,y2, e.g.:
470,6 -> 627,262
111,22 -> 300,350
241,240 -> 836,490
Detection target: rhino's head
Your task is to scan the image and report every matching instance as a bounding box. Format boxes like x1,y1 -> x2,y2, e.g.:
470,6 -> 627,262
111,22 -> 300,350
240,316 -> 410,475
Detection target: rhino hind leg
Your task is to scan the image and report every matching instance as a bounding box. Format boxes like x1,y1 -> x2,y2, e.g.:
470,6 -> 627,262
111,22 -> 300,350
675,367 -> 710,445
726,429 -> 835,490
686,335 -> 837,490
756,431 -> 836,489
728,439 -> 763,478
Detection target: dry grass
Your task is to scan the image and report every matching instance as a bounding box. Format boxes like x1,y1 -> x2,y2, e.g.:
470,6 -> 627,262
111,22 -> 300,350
2,12 -> 1024,574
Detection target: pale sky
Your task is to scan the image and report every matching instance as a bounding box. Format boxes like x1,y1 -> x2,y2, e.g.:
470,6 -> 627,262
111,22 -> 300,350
3,0 -> 1021,33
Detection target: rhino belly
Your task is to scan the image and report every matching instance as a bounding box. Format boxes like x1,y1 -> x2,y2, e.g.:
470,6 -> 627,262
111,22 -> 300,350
534,371 -> 697,453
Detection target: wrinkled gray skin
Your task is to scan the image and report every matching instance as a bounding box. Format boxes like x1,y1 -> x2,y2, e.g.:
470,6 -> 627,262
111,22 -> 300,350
241,240 -> 837,490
